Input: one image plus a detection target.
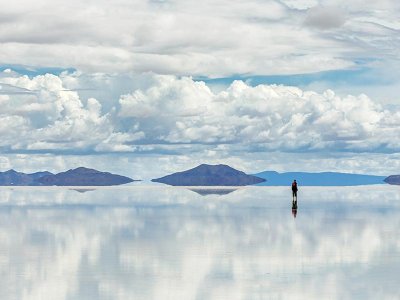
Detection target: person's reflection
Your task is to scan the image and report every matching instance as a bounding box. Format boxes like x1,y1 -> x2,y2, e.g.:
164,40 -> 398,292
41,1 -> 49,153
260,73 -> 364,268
292,199 -> 298,218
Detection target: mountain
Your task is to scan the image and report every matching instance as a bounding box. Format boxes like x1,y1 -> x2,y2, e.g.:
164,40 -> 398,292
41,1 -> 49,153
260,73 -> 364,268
0,167 -> 135,186
152,164 -> 266,186
29,171 -> 54,180
384,175 -> 400,185
254,171 -> 386,186
0,169 -> 53,186
37,167 -> 134,186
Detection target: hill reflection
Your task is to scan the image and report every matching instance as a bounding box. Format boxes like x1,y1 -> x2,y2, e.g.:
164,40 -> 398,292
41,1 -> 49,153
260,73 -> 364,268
188,188 -> 238,196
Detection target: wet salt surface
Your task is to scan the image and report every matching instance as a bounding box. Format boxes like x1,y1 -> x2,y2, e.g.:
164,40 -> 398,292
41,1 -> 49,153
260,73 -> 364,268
0,185 -> 399,299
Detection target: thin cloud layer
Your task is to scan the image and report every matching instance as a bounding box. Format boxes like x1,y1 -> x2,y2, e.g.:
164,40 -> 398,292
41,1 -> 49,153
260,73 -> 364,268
0,0 -> 399,77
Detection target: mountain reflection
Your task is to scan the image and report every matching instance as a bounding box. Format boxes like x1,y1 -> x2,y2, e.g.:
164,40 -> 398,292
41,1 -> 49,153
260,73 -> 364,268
70,188 -> 97,193
188,188 -> 238,196
0,186 -> 399,299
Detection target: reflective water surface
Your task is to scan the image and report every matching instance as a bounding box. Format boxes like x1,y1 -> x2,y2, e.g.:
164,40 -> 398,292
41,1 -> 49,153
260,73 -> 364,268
1,186 -> 400,300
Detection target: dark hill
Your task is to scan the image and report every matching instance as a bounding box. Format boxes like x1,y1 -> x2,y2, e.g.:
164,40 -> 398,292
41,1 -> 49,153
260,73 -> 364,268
29,171 -> 54,180
37,167 -> 134,186
0,169 -> 53,186
384,175 -> 400,185
152,164 -> 265,186
0,167 -> 135,186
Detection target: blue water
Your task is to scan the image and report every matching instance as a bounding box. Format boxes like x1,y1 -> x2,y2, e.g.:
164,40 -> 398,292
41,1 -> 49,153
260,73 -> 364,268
254,171 -> 386,186
0,185 -> 399,299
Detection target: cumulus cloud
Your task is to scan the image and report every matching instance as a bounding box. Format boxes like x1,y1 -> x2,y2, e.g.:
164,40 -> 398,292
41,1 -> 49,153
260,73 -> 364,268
0,72 -> 143,153
1,70 -> 400,158
118,74 -> 400,153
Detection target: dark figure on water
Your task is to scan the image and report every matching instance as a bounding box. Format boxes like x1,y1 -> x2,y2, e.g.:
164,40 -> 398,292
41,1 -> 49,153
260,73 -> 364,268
292,205 -> 297,218
291,180 -> 298,218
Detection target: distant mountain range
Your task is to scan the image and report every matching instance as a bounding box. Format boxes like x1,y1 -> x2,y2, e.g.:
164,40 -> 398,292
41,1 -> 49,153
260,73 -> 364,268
152,164 -> 265,186
0,170 -> 53,186
254,171 -> 387,186
1,164 -> 398,187
0,167 -> 135,186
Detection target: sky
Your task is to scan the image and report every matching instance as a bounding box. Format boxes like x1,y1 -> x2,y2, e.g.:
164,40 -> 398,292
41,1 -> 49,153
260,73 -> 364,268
1,0 -> 400,179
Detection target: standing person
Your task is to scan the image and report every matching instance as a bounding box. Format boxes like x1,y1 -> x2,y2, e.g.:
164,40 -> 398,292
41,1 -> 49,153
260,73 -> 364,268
291,180 -> 298,201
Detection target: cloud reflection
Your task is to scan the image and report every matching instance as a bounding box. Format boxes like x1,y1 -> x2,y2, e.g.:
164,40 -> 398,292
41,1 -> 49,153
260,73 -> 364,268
0,186 -> 399,299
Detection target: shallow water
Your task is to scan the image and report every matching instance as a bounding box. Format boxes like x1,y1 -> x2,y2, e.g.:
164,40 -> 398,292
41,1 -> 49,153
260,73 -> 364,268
1,185 -> 400,300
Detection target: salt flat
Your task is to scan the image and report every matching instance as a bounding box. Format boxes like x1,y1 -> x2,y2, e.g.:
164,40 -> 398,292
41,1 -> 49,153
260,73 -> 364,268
0,186 -> 399,299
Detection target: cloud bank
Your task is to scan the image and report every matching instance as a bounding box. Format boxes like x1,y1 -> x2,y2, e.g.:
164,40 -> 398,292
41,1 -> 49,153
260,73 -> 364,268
1,70 -> 400,158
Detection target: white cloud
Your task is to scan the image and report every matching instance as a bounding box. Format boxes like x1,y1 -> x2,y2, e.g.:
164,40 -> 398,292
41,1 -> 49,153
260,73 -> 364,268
0,0 -> 398,97
0,72 -> 142,152
118,74 -> 400,153
3,0 -> 396,77
1,71 -> 400,158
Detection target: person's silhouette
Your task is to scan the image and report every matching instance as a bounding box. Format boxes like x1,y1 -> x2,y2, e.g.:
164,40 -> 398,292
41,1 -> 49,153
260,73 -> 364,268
291,180 -> 298,201
291,180 -> 298,218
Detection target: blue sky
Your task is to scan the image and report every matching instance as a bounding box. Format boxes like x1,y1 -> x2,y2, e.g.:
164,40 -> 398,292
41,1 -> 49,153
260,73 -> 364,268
1,0 -> 400,177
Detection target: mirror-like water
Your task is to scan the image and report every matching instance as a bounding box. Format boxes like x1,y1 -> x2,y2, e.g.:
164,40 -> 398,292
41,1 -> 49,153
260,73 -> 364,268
1,186 -> 399,300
